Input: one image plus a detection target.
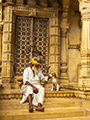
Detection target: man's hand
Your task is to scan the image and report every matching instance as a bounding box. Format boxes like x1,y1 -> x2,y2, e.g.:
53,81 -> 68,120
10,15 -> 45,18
48,75 -> 51,80
25,81 -> 38,94
33,86 -> 38,94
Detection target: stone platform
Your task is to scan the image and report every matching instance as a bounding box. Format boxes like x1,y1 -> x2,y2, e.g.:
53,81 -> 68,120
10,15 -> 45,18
0,97 -> 90,120
0,88 -> 90,120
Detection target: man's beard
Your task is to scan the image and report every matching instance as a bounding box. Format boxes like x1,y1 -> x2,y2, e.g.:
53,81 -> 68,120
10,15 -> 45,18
32,66 -> 39,77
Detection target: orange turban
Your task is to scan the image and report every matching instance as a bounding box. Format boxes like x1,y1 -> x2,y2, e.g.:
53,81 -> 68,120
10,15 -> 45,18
29,57 -> 41,65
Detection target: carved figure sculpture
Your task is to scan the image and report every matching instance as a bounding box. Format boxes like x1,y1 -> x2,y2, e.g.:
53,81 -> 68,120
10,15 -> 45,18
39,0 -> 48,7
16,0 -> 23,4
26,0 -> 37,6
49,0 -> 59,7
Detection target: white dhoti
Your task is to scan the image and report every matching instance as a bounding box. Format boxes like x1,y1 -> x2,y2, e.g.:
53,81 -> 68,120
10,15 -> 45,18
20,85 -> 45,106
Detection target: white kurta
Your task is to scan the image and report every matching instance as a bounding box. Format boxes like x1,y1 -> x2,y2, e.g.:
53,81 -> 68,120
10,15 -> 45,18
20,67 -> 48,106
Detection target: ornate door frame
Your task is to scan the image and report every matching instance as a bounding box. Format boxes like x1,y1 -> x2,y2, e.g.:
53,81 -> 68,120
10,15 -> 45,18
2,6 -> 60,89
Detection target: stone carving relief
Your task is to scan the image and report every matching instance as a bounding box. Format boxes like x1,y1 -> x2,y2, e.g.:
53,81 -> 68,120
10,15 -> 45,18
48,0 -> 59,7
13,7 -> 55,18
0,24 -> 2,76
69,0 -> 79,13
6,0 -> 15,2
84,0 -> 90,2
81,8 -> 90,21
0,5 -> 2,22
16,0 -> 23,4
78,0 -> 90,85
26,0 -> 37,6
39,0 -> 48,7
2,0 -> 61,8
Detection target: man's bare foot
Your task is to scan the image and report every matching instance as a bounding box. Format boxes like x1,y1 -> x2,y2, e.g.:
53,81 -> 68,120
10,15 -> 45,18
29,105 -> 33,112
35,107 -> 44,112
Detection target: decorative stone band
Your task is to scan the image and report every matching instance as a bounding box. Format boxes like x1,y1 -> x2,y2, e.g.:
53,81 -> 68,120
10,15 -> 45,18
75,91 -> 90,101
68,44 -> 80,50
62,83 -> 90,92
1,89 -> 90,101
45,91 -> 74,98
81,8 -> 90,21
0,90 -> 75,100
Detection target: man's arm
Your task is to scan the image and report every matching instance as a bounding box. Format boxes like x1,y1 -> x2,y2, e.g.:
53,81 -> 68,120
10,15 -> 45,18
25,81 -> 38,94
40,70 -> 51,81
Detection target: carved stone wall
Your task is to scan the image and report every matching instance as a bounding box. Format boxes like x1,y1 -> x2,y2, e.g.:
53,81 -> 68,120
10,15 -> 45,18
0,0 -> 84,89
0,24 -> 2,77
3,0 -> 61,8
68,12 -> 81,83
2,6 -> 15,89
49,13 -> 60,78
0,5 -> 60,89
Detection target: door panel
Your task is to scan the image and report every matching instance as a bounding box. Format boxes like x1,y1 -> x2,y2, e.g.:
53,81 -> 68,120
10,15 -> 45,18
33,18 -> 49,75
14,17 -> 49,76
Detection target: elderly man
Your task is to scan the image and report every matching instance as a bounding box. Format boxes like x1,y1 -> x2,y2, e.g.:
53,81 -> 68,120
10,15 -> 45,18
20,57 -> 51,112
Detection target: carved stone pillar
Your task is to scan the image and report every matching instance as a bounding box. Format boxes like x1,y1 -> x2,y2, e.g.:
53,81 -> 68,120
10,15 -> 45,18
0,24 -> 2,76
2,6 -> 15,89
49,11 -> 60,78
0,1 -> 2,66
60,28 -> 68,82
78,0 -> 90,85
60,2 -> 69,83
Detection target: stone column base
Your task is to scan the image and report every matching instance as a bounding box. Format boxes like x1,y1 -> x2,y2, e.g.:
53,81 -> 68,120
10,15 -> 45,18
2,83 -> 11,89
60,77 -> 69,83
79,78 -> 90,86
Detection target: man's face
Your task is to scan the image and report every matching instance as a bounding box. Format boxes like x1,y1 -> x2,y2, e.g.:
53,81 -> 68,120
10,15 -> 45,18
32,65 -> 40,76
35,65 -> 40,69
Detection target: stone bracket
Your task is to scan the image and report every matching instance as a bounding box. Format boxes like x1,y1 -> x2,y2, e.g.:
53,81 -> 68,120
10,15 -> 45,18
68,44 -> 80,51
14,9 -> 36,17
13,8 -> 56,18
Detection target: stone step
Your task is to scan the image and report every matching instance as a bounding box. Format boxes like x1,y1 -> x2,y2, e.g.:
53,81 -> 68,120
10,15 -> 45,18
1,116 -> 90,120
26,116 -> 90,120
0,107 -> 87,120
0,98 -> 80,110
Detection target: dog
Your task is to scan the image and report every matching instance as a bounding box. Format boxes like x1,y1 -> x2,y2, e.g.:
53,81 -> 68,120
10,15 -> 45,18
49,72 -> 60,91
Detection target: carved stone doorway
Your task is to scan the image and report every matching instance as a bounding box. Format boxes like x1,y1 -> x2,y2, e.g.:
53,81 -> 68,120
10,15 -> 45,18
14,17 -> 49,76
